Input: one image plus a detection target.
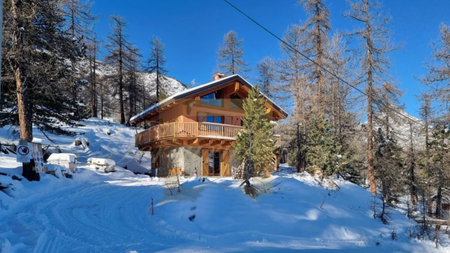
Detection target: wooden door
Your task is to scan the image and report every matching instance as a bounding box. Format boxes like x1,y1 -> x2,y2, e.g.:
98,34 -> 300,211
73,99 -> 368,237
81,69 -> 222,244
201,149 -> 209,176
220,150 -> 230,176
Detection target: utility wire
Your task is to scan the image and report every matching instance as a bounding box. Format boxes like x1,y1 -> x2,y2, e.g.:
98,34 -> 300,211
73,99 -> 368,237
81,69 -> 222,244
223,0 -> 421,125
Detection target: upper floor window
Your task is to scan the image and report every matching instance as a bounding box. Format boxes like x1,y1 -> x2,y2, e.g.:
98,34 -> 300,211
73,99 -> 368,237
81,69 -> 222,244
230,93 -> 243,109
201,90 -> 223,107
207,115 -> 223,123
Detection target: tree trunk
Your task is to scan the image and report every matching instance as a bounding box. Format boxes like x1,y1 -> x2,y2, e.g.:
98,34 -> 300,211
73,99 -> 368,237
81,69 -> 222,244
409,123 -> 418,210
436,184 -> 442,219
12,0 -> 37,181
119,40 -> 125,124
365,2 -> 376,196
367,76 -> 376,196
91,53 -> 97,118
15,71 -> 33,142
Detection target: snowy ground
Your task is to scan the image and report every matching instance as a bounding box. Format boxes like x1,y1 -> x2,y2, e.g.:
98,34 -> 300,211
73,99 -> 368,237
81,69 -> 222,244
0,118 -> 448,252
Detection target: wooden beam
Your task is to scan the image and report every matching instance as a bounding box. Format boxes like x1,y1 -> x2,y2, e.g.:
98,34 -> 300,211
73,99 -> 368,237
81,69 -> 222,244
193,138 -> 200,145
265,108 -> 272,114
234,82 -> 240,92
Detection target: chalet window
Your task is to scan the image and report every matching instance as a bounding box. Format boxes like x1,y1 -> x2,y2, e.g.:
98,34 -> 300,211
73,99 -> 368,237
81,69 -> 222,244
230,93 -> 243,109
201,91 -> 223,107
206,115 -> 223,123
198,112 -> 223,123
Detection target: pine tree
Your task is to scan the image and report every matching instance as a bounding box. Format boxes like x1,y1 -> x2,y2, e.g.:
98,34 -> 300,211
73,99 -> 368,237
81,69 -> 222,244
217,30 -> 249,75
105,15 -> 134,124
346,0 -> 397,196
428,124 -> 450,219
232,86 -> 276,182
374,128 -> 404,205
146,36 -> 168,102
2,0 -> 86,180
305,116 -> 347,179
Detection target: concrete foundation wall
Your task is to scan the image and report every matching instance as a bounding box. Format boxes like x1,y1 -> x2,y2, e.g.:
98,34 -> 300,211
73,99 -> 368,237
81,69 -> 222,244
153,147 -> 239,177
168,147 -> 184,169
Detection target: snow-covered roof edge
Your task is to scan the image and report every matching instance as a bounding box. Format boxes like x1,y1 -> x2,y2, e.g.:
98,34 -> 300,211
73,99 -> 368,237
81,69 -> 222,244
130,74 -> 288,125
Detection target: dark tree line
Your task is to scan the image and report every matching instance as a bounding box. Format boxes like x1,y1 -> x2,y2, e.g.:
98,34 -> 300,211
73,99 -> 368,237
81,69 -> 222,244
0,0 -> 174,180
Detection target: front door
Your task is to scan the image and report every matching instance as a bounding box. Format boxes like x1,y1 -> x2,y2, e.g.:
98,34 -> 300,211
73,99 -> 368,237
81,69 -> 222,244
201,149 -> 230,176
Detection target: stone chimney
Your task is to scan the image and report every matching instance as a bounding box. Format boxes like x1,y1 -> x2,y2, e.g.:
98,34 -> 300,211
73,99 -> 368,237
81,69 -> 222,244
214,73 -> 225,81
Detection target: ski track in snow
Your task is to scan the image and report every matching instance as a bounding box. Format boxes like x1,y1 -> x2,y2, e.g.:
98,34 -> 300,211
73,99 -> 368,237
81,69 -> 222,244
1,173 -> 184,253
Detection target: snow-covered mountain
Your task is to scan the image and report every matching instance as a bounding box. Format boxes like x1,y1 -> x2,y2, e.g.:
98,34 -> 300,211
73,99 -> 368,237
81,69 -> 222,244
80,59 -> 187,99
362,110 -> 426,150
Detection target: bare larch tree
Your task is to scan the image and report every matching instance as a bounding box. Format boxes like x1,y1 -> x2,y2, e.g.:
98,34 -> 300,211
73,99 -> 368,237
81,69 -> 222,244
146,36 -> 168,102
217,30 -> 249,76
346,0 -> 396,196
105,15 -> 134,124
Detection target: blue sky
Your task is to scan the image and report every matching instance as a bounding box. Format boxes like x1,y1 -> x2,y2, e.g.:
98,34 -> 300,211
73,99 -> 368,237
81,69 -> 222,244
91,0 -> 450,118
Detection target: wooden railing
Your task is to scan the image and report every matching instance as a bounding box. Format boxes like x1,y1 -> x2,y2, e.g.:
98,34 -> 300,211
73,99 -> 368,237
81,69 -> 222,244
135,122 -> 242,147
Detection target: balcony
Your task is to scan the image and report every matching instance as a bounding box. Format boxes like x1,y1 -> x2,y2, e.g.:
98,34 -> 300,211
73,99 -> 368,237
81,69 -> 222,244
135,122 -> 242,149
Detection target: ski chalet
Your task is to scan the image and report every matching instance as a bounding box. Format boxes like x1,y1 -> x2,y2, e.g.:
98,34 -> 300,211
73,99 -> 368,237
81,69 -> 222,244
130,74 -> 288,177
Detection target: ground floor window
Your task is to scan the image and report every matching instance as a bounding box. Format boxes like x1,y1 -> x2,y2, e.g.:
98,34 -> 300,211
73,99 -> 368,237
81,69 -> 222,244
208,151 -> 221,175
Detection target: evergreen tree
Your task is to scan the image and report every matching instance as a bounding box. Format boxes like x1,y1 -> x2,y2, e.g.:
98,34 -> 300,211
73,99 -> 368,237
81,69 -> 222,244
1,0 -> 86,180
305,117 -> 347,179
232,86 -> 276,182
428,124 -> 450,219
374,128 -> 404,206
145,36 -> 168,102
217,30 -> 249,75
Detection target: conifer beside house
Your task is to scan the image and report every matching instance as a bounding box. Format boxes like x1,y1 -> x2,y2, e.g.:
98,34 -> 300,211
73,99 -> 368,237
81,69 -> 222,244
130,74 -> 288,177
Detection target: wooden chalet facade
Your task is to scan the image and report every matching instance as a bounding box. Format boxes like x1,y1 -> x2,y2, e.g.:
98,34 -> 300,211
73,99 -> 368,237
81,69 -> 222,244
130,74 -> 288,177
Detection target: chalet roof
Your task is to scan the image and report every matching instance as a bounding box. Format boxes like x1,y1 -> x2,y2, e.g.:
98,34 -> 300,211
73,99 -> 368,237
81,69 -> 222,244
130,74 -> 288,125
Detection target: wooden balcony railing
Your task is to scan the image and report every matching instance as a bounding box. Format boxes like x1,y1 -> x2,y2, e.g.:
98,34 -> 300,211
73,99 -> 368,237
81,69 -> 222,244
135,122 -> 243,148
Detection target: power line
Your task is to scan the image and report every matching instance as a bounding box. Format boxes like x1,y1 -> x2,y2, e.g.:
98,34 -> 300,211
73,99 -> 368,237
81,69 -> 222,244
222,0 -> 421,125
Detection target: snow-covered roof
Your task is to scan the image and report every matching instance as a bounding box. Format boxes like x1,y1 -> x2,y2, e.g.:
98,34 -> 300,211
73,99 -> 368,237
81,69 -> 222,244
130,74 -> 288,125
